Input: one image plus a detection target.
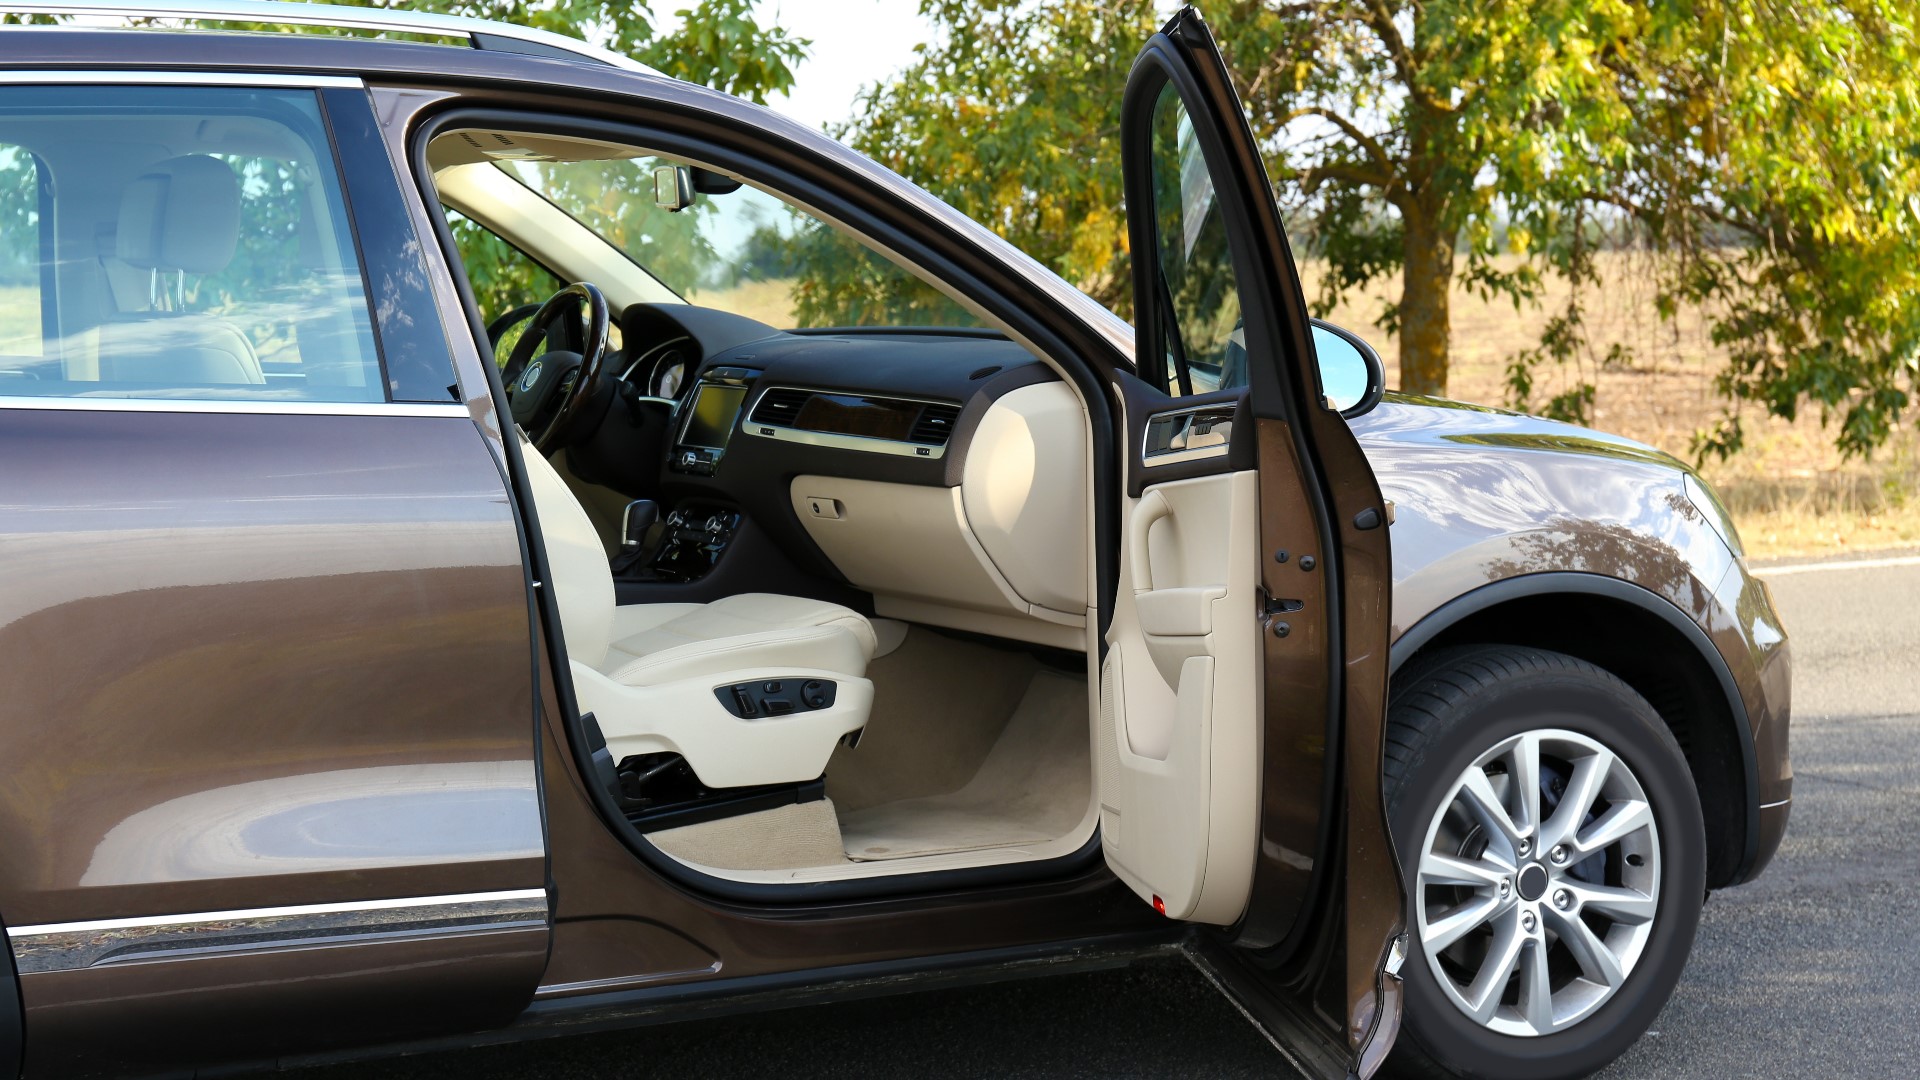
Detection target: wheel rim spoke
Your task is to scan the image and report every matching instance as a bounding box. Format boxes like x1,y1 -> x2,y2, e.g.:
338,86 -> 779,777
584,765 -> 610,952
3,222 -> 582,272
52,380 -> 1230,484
1423,892 -> 1504,954
1540,747 -> 1612,850
1420,850 -> 1512,889
1518,937 -> 1555,1033
1459,767 -> 1523,848
1509,732 -> 1544,841
1574,798 -> 1653,857
1548,906 -> 1626,988
1568,880 -> 1657,926
1461,911 -> 1525,1024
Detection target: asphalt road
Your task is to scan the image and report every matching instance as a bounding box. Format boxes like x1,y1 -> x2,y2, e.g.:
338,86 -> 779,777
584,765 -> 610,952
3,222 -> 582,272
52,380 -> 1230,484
316,553 -> 1920,1080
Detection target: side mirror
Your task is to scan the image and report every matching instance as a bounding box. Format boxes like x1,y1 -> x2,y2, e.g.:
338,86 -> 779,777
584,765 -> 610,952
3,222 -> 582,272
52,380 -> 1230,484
1310,321 -> 1387,419
652,164 -> 693,212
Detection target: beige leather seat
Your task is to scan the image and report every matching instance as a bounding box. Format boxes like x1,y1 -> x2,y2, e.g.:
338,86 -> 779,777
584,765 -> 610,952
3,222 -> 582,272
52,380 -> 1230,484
99,154 -> 266,386
521,437 -> 876,789
600,595 -> 877,688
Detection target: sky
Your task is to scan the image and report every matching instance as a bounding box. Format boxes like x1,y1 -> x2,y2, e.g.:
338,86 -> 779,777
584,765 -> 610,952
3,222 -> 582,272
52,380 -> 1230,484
722,0 -> 1185,132
682,0 -> 940,133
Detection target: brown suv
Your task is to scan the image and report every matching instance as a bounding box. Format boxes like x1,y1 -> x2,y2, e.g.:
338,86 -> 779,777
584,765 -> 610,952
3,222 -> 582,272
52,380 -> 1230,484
0,5 -> 1789,1079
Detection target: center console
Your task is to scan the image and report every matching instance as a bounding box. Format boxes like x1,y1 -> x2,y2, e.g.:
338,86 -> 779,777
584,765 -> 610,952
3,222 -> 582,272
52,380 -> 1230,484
634,502 -> 742,582
667,365 -> 757,477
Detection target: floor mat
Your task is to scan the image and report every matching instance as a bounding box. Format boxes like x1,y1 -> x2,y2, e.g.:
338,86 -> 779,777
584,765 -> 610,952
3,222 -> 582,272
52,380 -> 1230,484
646,797 -> 847,871
825,629 -> 1040,813
837,670 -> 1091,861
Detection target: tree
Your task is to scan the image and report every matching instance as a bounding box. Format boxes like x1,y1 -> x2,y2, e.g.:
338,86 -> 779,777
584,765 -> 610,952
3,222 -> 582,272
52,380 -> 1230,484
834,1 -> 1160,318
841,1 -> 1920,459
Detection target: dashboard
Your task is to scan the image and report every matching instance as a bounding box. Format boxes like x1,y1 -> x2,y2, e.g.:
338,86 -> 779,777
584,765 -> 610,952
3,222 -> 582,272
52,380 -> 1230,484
606,303 -> 1091,651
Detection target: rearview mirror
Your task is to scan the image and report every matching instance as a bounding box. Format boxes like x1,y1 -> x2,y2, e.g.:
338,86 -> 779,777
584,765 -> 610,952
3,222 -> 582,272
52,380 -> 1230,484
1310,321 -> 1386,418
652,164 -> 693,212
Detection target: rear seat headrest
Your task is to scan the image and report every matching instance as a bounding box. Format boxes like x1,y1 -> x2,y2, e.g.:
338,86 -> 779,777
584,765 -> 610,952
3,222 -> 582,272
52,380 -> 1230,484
116,154 -> 241,274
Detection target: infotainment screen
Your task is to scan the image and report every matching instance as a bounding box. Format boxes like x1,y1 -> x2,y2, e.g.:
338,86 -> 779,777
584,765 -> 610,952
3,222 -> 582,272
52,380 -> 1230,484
681,384 -> 748,450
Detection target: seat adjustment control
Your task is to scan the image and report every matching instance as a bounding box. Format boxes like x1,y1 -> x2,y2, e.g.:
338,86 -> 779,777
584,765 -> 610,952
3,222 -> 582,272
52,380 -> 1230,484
715,679 -> 837,719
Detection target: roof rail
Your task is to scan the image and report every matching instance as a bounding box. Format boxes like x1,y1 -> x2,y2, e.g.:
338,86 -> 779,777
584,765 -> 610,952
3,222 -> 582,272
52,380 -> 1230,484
2,0 -> 660,74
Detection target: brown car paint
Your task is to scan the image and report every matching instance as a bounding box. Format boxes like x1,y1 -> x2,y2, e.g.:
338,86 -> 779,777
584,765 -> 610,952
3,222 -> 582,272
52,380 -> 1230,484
0,408 -> 548,1074
1357,395 -> 1790,881
0,27 -> 1791,1080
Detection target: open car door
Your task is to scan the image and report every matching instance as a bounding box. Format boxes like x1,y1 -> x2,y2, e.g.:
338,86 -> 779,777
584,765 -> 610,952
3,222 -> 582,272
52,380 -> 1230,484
1100,8 -> 1405,1075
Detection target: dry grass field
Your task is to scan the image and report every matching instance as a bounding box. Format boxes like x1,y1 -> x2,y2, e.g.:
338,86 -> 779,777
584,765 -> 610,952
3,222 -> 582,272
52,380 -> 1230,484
1305,253 -> 1920,560
0,283 -> 40,356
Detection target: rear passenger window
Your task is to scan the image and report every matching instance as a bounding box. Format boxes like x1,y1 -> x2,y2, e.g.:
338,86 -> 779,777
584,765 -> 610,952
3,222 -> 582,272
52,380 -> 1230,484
0,142 -> 43,364
0,86 -> 385,402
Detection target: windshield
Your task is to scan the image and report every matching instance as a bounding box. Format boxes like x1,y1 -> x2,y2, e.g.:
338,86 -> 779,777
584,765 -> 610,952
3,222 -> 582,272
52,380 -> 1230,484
497,156 -> 982,330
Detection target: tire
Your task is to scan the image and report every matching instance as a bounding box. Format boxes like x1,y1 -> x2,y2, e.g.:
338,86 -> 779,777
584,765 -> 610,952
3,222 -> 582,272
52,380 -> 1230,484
1381,646 -> 1705,1080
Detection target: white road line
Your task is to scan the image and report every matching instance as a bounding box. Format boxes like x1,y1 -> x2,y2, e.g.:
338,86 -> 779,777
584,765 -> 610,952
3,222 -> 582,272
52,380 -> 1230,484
1758,554 -> 1920,577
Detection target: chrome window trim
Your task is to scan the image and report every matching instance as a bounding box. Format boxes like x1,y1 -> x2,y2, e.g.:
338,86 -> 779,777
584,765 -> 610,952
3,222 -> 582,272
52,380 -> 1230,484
0,69 -> 364,87
7,888 -> 548,974
0,396 -> 470,418
738,384 -> 956,461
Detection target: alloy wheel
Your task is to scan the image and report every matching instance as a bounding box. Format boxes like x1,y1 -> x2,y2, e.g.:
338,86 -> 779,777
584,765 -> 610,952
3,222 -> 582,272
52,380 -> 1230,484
1412,728 -> 1661,1037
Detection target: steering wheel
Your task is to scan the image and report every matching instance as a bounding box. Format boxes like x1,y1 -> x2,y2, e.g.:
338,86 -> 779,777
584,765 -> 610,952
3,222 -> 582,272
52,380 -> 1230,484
503,282 -> 611,453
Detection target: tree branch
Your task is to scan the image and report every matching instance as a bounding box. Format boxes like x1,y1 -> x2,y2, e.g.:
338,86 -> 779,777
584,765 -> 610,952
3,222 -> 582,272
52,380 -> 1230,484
1358,0 -> 1451,113
1305,160 -> 1394,189
1282,105 -> 1398,179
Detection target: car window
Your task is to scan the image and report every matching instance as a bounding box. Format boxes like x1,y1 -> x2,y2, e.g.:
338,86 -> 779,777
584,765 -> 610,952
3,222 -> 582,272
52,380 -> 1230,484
0,142 -> 45,366
441,206 -> 567,365
0,86 -> 384,402
1147,88 -> 1245,397
496,154 -> 984,331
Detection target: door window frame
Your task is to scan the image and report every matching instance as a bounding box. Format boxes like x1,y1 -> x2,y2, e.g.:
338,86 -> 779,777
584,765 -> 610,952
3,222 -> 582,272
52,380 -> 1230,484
400,97 -> 1133,907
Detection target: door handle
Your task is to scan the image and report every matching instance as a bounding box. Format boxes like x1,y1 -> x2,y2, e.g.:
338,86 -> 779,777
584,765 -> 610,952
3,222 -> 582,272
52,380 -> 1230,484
1129,487 -> 1173,592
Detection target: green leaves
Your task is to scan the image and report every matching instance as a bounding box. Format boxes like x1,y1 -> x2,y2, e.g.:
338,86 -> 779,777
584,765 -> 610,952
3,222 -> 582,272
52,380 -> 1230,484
826,0 -> 1160,318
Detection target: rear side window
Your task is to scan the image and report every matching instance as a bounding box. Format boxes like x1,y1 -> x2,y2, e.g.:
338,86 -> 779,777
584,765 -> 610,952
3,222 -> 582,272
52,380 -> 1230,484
0,142 -> 43,361
0,86 -> 385,402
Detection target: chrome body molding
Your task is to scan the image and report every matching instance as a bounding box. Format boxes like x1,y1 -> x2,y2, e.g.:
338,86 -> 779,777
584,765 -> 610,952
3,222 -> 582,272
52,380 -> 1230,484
7,888 -> 549,974
0,395 -> 470,418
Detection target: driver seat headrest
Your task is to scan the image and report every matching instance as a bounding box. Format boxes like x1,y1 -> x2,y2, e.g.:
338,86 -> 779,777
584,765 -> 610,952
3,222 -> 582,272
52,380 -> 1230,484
116,154 -> 241,274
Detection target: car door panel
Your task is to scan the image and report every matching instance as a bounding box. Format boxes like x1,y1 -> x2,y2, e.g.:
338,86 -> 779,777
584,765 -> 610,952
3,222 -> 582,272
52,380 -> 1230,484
0,407 -> 549,1076
1106,10 -> 1401,1072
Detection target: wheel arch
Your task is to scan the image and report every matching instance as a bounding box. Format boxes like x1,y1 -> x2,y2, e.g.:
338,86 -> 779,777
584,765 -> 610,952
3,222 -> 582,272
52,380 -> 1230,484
1389,572 -> 1759,888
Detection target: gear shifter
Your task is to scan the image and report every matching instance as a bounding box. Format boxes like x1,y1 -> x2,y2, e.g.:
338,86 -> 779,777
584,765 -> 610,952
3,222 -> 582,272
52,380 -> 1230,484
622,500 -> 660,549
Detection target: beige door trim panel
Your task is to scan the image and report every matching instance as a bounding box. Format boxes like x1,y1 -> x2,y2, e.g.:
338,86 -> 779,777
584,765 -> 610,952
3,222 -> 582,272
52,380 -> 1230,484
1100,469 -> 1262,924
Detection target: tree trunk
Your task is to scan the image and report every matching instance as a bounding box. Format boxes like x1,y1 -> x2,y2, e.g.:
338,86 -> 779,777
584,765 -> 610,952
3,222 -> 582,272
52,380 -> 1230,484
1398,206 -> 1455,397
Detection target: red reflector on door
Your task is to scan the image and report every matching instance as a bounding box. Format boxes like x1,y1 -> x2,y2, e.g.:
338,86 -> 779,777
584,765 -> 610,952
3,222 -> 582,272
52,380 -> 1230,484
1152,895 -> 1167,915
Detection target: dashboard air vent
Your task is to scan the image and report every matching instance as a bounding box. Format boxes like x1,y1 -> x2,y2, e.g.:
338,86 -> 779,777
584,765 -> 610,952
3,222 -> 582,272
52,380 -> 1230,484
750,388 -> 812,427
909,403 -> 962,446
